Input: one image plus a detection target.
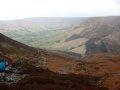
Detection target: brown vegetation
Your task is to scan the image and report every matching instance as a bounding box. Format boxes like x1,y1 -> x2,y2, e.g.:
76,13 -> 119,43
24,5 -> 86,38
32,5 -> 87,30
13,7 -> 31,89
74,54 -> 120,90
0,64 -> 108,90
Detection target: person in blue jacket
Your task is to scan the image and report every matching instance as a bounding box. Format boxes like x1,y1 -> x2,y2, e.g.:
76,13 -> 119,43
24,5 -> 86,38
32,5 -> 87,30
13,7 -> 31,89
0,58 -> 6,81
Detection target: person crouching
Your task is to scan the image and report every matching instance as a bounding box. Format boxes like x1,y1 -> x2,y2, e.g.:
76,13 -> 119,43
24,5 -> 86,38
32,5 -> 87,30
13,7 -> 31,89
0,59 -> 6,81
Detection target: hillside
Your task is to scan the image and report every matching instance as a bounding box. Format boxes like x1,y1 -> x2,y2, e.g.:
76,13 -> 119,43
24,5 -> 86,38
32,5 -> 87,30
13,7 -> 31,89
55,16 -> 120,55
0,17 -> 85,49
0,33 -> 78,73
0,33 -> 109,90
0,29 -> 120,90
76,16 -> 120,38
1,16 -> 120,55
0,64 -> 108,90
0,33 -> 38,55
0,17 -> 84,33
74,54 -> 120,90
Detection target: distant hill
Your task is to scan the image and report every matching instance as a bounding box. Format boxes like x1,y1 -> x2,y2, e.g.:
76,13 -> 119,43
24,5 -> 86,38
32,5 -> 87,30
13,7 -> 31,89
0,17 -> 85,49
56,16 -> 120,55
76,16 -> 120,38
0,17 -> 85,33
1,16 -> 120,55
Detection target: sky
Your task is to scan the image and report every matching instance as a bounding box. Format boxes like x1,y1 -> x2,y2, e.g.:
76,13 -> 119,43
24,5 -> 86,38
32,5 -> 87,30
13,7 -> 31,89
0,0 -> 120,20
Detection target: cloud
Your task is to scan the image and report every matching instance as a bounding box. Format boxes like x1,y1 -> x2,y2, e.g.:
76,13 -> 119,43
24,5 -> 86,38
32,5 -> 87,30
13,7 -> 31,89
0,0 -> 120,20
114,0 -> 120,4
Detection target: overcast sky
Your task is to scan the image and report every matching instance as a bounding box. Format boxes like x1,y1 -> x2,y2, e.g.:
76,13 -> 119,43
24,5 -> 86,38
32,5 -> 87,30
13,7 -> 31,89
0,0 -> 120,20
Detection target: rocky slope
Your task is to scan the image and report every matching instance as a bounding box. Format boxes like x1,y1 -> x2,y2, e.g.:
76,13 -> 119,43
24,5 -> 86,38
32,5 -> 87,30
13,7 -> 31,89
0,63 -> 108,90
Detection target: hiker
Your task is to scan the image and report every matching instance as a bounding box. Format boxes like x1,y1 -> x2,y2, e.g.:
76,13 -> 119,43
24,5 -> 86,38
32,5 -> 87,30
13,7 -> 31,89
0,58 -> 6,81
12,57 -> 25,69
5,60 -> 13,74
18,58 -> 24,65
36,55 -> 47,69
12,61 -> 18,69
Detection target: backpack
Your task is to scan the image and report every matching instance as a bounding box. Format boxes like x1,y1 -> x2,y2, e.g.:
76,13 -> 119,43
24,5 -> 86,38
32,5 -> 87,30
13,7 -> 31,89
0,62 -> 6,71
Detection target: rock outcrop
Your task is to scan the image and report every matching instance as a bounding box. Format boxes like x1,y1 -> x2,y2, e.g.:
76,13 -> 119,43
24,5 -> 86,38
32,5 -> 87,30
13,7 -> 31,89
85,38 -> 108,55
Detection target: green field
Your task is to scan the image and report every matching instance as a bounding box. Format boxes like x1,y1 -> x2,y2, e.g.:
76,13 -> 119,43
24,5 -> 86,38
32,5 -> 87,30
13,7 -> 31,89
5,29 -> 69,49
